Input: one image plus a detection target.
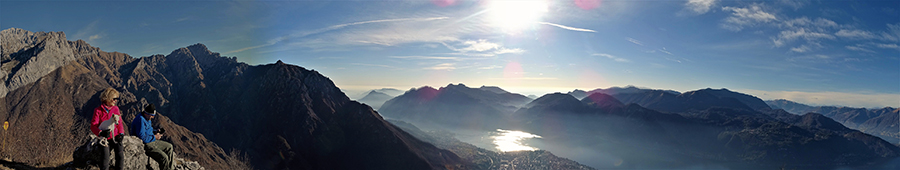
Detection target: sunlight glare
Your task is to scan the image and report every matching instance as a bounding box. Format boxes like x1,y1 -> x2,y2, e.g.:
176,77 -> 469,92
485,0 -> 549,34
492,129 -> 542,152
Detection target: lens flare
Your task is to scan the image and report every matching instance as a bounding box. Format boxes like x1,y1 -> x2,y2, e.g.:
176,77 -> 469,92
484,0 -> 549,34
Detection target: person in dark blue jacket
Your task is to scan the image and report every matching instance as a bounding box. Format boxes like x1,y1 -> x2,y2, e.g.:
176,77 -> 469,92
131,104 -> 174,170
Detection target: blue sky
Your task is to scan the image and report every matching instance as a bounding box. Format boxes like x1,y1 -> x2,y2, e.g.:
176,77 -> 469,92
2,0 -> 898,108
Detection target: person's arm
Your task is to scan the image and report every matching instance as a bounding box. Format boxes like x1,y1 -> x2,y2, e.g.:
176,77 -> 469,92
90,107 -> 102,136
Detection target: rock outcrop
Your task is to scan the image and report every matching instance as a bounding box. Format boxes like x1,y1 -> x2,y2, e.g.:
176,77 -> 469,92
70,134 -> 203,170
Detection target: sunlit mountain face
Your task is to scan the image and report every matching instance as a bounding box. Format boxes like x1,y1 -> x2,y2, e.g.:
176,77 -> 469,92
4,0 -> 898,169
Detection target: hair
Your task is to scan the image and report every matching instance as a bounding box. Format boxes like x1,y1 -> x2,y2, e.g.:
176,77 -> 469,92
100,88 -> 119,104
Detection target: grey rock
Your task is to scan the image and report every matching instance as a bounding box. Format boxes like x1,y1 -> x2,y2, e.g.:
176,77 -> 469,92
72,134 -> 204,170
0,28 -> 79,97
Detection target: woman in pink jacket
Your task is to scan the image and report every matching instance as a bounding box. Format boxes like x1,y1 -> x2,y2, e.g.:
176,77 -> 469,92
90,88 -> 125,170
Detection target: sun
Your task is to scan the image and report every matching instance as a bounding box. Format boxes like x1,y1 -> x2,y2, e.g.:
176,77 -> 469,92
484,0 -> 549,34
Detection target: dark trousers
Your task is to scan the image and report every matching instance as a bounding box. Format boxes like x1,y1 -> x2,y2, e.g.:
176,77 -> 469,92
102,136 -> 125,170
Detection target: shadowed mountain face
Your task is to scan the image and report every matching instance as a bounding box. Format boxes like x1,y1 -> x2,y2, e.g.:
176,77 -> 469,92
0,28 -> 465,170
767,99 -> 900,144
380,83 -> 532,130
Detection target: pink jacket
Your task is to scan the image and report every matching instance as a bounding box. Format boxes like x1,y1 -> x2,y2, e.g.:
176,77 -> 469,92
91,105 -> 125,140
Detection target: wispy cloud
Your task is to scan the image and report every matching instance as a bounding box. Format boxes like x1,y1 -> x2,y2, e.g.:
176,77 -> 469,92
351,63 -> 402,69
478,65 -> 502,69
659,47 -> 674,55
721,4 -> 777,31
739,89 -> 900,108
873,43 -> 900,50
441,39 -> 525,57
489,77 -> 558,80
591,53 -> 630,62
772,28 -> 835,47
424,63 -> 456,70
626,37 -> 644,46
685,0 -> 718,14
73,20 -> 106,43
226,17 -> 451,54
389,56 -> 466,61
835,29 -> 877,39
175,16 -> 191,22
538,22 -> 596,32
845,45 -> 876,53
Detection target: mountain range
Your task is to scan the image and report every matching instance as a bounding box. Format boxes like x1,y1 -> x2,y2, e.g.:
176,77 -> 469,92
767,99 -> 899,144
0,28 -> 466,169
381,84 -> 900,169
379,83 -> 532,130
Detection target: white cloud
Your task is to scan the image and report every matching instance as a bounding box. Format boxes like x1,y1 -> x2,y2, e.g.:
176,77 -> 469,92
782,17 -> 838,29
739,89 -> 900,108
660,48 -> 674,55
478,65 -> 502,69
459,39 -> 500,52
835,29 -> 877,39
772,28 -> 834,47
846,45 -> 876,53
538,22 -> 597,32
425,63 -> 456,70
881,23 -> 900,42
88,34 -> 102,41
351,63 -> 403,69
685,0 -> 718,14
790,45 -> 811,53
227,17 -> 453,54
721,4 -> 777,31
441,39 -> 524,57
591,53 -> 630,62
627,37 -> 644,46
389,56 -> 466,60
874,43 -> 900,50
489,77 -> 558,80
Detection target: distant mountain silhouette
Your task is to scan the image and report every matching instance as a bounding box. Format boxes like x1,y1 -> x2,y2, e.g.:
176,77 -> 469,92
767,99 -> 899,144
567,89 -> 588,99
478,85 -> 510,94
380,83 -> 532,130
610,88 -> 755,113
356,90 -> 393,110
0,28 -> 466,170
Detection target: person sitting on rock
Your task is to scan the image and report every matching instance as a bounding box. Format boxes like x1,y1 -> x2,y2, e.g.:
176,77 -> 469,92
131,104 -> 175,170
90,88 -> 125,170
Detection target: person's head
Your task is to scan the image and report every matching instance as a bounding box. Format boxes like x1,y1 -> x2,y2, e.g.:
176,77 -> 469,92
143,103 -> 158,120
100,88 -> 120,106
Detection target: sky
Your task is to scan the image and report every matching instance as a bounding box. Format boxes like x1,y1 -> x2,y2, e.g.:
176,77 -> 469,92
1,0 -> 898,108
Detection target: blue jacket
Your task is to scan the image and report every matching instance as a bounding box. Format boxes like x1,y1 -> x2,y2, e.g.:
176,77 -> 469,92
131,114 -> 156,143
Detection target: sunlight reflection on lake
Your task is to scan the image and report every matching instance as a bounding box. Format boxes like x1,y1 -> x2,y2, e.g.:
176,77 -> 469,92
492,129 -> 542,152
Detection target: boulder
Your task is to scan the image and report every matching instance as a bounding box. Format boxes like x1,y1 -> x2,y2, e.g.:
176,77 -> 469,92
71,134 -> 203,170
